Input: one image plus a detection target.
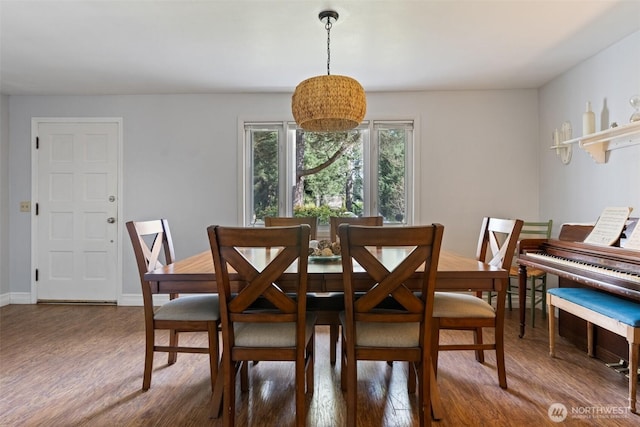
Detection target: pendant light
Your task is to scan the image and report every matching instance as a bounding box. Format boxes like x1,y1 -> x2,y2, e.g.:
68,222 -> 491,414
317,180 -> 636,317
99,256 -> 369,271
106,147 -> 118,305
291,10 -> 366,132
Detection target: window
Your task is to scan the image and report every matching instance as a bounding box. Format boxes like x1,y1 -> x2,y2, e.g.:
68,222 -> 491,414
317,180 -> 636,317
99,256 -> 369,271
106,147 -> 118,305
243,120 -> 414,228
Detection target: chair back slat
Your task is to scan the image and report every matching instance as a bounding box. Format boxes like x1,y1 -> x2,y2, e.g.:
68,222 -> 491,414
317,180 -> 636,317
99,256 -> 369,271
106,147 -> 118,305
329,216 -> 383,242
265,216 -> 318,240
339,223 -> 444,331
477,217 -> 523,269
208,224 -> 310,329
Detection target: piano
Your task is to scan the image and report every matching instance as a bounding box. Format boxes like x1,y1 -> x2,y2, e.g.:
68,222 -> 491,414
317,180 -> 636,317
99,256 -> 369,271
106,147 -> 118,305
517,223 -> 640,362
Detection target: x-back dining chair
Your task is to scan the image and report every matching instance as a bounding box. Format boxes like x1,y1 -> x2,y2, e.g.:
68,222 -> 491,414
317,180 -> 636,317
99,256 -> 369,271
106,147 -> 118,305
207,224 -> 315,427
339,223 -> 444,426
329,215 -> 383,243
126,219 -> 220,392
431,217 -> 522,389
265,216 -> 318,240
312,216 -> 384,365
507,220 -> 553,327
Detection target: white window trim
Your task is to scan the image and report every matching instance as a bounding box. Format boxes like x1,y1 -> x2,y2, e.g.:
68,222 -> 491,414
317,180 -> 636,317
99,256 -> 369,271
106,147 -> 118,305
237,116 -> 420,227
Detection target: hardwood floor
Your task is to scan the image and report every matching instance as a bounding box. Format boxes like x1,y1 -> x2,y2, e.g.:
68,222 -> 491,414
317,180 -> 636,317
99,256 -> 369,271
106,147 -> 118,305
0,304 -> 637,426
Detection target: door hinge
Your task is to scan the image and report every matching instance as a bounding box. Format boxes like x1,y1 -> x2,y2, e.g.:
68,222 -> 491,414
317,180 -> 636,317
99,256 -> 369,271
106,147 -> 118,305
35,203 -> 39,215
36,136 -> 39,149
35,269 -> 39,282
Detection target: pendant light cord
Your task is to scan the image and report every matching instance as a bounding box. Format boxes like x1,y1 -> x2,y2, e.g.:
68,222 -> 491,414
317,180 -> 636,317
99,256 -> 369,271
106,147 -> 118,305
325,17 -> 332,76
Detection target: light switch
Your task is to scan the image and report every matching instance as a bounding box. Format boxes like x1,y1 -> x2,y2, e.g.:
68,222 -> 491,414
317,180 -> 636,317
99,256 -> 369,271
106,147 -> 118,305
20,201 -> 31,212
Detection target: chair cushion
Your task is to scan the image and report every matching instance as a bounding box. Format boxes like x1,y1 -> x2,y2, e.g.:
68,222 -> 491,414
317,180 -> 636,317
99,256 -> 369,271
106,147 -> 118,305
339,311 -> 420,347
509,265 -> 546,278
154,294 -> 220,321
548,288 -> 640,327
432,292 -> 496,318
234,314 -> 317,347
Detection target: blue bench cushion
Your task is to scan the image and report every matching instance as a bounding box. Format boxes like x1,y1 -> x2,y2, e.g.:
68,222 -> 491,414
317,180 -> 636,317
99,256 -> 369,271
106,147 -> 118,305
548,288 -> 640,327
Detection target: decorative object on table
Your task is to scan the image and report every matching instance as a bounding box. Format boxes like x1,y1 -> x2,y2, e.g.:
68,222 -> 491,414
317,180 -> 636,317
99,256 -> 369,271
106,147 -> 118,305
582,101 -> 596,136
291,10 -> 366,132
308,239 -> 341,261
630,94 -> 640,122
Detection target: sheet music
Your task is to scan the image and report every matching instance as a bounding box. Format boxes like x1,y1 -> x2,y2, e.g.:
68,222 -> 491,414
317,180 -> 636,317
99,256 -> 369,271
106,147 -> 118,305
583,207 -> 633,246
624,219 -> 640,250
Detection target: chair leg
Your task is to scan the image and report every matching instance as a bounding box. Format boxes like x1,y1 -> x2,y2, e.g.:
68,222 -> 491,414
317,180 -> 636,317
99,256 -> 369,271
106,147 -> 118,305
408,361 -> 416,394
296,349 -> 306,427
208,322 -> 219,393
346,346 -> 357,427
430,319 -> 441,377
168,329 -> 178,365
329,324 -> 339,365
306,333 -> 315,394
240,361 -> 249,392
473,327 -> 485,363
143,327 -> 154,391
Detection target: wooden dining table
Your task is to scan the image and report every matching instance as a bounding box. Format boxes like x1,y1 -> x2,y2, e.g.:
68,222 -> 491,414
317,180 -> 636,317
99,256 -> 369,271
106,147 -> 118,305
145,248 -> 507,294
144,248 -> 508,420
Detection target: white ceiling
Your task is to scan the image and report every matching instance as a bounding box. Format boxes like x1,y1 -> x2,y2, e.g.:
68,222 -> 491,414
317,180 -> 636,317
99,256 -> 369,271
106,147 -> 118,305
1,0 -> 639,96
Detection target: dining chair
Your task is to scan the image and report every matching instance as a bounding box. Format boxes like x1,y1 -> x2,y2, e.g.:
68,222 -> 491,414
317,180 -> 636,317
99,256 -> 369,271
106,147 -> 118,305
329,215 -> 383,243
507,220 -> 553,327
313,215 -> 384,365
265,216 -> 318,240
207,224 -> 315,427
431,217 -> 522,389
126,219 -> 220,392
339,223 -> 444,427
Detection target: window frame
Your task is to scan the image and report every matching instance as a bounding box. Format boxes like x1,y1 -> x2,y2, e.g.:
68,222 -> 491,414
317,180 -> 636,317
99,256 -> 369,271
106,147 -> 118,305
239,118 -> 418,227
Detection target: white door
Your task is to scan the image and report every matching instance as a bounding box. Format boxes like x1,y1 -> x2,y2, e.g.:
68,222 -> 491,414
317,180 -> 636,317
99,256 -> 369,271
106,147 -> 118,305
35,120 -> 120,302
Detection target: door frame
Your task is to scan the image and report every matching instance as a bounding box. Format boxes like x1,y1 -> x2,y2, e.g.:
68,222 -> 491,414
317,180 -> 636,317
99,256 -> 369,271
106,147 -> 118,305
30,117 -> 124,304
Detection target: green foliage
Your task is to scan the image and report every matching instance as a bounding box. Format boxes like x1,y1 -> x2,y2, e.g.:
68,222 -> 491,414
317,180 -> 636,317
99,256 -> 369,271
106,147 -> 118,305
377,129 -> 406,223
252,130 -> 278,221
293,205 -> 349,225
251,126 -> 408,225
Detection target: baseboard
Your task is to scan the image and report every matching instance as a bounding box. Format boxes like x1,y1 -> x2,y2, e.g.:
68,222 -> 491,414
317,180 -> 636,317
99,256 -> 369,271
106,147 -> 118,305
0,292 -> 33,306
0,293 -> 169,307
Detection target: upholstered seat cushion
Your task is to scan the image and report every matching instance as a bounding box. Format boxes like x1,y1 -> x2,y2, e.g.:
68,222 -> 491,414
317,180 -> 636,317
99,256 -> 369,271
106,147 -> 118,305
433,292 -> 496,318
234,314 -> 317,347
154,294 -> 220,321
338,311 -> 420,348
548,288 -> 640,327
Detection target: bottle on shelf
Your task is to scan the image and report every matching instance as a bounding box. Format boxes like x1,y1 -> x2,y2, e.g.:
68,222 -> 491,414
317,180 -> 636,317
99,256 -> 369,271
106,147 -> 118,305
583,101 -> 596,136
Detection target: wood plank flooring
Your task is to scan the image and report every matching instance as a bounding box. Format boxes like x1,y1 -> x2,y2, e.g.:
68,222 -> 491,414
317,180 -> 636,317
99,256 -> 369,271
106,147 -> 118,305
0,304 -> 638,426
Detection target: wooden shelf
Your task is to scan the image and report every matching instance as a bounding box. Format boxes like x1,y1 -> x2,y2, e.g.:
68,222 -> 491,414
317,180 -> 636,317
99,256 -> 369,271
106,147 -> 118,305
553,120 -> 640,164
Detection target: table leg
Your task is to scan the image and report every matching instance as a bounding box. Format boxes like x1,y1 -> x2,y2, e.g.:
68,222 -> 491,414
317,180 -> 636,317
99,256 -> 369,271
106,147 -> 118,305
518,264 -> 527,338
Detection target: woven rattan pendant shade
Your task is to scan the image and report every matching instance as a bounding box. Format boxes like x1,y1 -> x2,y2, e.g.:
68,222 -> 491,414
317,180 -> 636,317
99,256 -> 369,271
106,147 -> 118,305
292,75 -> 366,132
291,10 -> 366,132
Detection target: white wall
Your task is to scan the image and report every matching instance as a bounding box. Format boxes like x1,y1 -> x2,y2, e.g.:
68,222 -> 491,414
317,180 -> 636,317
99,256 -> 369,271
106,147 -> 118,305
7,90 -> 538,301
0,94 -> 9,302
538,31 -> 640,234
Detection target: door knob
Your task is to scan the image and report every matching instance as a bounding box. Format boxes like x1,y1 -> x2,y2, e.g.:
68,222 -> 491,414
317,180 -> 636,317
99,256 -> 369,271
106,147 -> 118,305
107,217 -> 116,224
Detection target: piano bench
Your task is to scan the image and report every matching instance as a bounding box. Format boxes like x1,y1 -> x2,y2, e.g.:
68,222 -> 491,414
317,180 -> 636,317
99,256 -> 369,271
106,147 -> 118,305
547,287 -> 640,413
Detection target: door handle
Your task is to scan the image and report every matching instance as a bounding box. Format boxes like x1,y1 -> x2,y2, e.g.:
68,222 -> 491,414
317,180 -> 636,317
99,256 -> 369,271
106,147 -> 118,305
107,217 -> 116,224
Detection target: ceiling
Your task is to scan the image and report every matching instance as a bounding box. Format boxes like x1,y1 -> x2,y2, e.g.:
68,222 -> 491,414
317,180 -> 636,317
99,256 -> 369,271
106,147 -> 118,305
1,0 -> 639,96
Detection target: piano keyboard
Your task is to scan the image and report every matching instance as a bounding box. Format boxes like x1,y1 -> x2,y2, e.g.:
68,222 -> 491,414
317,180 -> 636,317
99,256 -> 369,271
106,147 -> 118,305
526,252 -> 640,283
